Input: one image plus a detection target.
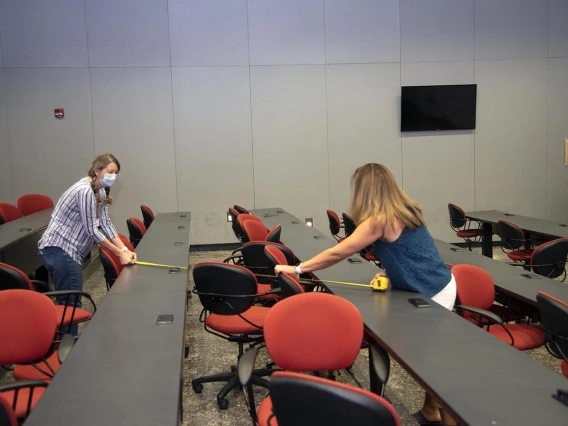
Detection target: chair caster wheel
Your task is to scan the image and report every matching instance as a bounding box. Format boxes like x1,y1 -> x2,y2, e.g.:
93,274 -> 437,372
217,398 -> 229,410
192,382 -> 203,394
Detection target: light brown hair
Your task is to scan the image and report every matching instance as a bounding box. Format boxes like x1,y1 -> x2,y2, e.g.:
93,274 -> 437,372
86,153 -> 120,205
349,163 -> 425,231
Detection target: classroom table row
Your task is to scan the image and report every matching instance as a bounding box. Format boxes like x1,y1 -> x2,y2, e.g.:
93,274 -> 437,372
0,208 -> 51,274
253,207 -> 568,426
23,212 -> 191,426
465,209 -> 568,257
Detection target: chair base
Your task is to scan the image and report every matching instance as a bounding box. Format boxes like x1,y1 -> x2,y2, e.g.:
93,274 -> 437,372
192,368 -> 273,410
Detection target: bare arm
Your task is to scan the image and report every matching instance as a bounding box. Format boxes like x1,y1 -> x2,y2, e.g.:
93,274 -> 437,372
274,217 -> 382,275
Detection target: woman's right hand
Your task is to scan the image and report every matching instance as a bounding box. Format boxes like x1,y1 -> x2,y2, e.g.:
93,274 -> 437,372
370,270 -> 387,285
119,251 -> 135,265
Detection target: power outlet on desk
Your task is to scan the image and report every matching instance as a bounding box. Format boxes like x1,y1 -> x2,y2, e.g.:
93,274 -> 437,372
174,242 -> 183,246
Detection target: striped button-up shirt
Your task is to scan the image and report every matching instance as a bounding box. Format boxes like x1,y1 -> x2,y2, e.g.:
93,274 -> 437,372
39,178 -> 118,263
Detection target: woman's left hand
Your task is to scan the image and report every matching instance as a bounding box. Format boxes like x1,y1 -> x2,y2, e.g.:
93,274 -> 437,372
274,264 -> 297,276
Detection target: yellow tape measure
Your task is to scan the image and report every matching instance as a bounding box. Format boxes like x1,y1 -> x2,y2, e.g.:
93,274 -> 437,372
256,273 -> 389,292
134,261 -> 188,270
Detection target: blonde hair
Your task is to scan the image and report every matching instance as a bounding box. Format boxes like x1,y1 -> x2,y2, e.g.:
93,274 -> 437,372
86,153 -> 120,206
349,163 -> 425,231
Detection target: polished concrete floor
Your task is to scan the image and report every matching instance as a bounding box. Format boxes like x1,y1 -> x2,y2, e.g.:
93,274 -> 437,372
1,245 -> 565,425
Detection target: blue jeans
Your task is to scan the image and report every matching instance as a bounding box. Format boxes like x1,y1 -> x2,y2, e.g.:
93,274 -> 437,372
38,246 -> 83,335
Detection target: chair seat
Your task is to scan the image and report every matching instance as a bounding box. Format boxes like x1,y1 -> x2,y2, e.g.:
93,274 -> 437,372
258,395 -> 275,426
507,249 -> 534,262
205,305 -> 269,335
487,324 -> 545,350
0,387 -> 45,419
561,360 -> 568,379
13,351 -> 60,381
54,305 -> 93,326
456,229 -> 491,238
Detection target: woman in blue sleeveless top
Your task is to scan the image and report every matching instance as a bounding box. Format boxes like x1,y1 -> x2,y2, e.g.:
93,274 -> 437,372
275,163 -> 456,425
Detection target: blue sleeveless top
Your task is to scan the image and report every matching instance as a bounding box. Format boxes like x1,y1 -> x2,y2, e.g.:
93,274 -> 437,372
373,226 -> 450,298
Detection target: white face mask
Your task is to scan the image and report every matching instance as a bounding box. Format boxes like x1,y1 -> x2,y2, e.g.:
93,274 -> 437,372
100,173 -> 117,187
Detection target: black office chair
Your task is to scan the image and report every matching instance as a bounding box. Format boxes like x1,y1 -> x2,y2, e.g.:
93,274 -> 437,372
342,213 -> 380,266
527,238 -> 568,281
140,205 -> 154,229
536,291 -> 568,379
191,262 -> 274,409
497,220 -> 534,264
448,203 -> 491,251
326,209 -> 345,242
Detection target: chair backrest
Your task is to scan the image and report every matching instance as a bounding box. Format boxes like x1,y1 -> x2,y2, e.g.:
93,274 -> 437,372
452,264 -> 495,310
0,202 -> 22,223
0,262 -> 34,291
342,213 -> 356,237
17,194 -> 54,216
326,209 -> 341,237
228,207 -> 244,241
234,205 -> 250,214
126,217 -> 146,247
277,272 -> 306,299
264,292 -> 363,371
237,214 -> 263,243
497,220 -> 525,251
530,238 -> 568,279
243,220 -> 269,243
269,371 -> 400,426
140,205 -> 155,229
99,247 -> 123,289
448,203 -> 466,230
0,290 -> 57,365
536,291 -> 568,361
241,242 -> 296,280
264,245 -> 289,267
266,225 -> 281,243
118,232 -> 135,252
0,393 -> 17,426
193,262 -> 259,315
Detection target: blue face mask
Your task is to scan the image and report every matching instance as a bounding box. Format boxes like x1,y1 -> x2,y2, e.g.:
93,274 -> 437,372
100,173 -> 117,188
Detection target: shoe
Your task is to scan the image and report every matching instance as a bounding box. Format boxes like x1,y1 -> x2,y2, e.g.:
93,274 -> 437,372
413,410 -> 442,425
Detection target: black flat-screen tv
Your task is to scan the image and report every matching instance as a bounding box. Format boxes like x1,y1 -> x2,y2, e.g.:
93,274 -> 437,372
400,84 -> 477,132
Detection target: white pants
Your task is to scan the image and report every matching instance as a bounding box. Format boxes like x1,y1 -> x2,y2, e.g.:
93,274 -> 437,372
431,273 -> 456,311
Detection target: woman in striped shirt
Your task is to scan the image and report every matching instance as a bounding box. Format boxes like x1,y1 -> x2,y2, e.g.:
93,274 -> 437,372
38,153 -> 136,334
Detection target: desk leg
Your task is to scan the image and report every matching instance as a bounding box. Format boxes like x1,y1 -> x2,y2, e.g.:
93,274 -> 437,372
481,223 -> 493,258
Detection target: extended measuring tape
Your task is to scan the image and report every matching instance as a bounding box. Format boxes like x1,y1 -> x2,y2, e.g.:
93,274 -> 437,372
255,273 -> 389,292
134,261 -> 188,270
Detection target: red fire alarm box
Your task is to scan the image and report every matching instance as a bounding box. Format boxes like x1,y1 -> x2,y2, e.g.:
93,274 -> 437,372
54,108 -> 64,119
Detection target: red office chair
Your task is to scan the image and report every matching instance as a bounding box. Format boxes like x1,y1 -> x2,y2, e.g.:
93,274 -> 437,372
0,392 -> 18,426
243,220 -> 281,244
140,205 -> 154,230
528,238 -> 568,281
119,232 -> 135,252
191,262 -> 273,410
99,247 -> 123,291
0,290 -> 65,420
453,264 -> 545,350
536,291 -> 568,379
228,207 -> 245,242
239,292 -> 391,425
326,209 -> 345,242
341,212 -> 380,265
126,217 -> 146,248
448,203 -> 491,251
264,246 -> 318,294
268,371 -> 400,426
0,262 -> 96,334
16,194 -> 54,216
0,202 -> 22,224
497,220 -> 534,263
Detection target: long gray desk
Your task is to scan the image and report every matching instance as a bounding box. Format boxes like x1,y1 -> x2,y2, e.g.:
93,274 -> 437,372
0,208 -> 52,273
253,207 -> 568,426
435,239 -> 568,306
24,212 -> 191,426
466,210 -> 568,257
